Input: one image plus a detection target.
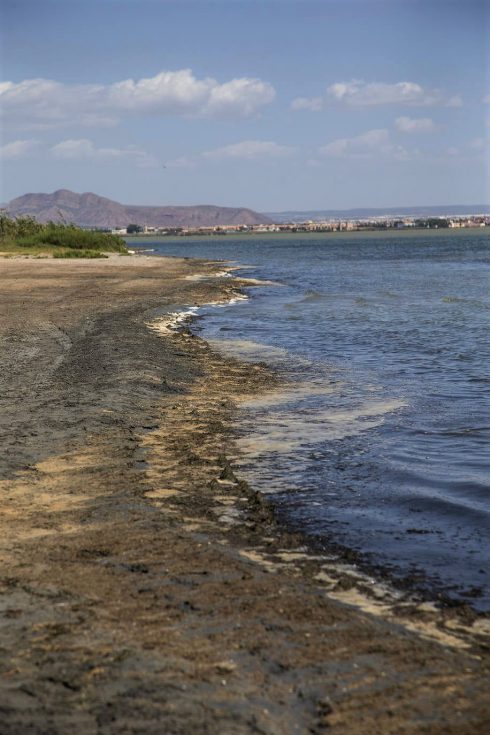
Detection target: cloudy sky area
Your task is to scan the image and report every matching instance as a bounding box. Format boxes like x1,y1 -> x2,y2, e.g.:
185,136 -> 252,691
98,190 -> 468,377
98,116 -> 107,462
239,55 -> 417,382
1,0 -> 488,210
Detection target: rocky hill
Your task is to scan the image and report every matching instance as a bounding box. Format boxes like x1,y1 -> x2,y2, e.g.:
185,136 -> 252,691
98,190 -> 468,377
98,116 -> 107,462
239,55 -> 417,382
6,190 -> 272,228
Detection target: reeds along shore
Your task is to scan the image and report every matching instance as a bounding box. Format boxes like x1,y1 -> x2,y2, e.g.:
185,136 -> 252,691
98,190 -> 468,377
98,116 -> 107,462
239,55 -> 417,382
0,254 -> 489,734
0,212 -> 127,257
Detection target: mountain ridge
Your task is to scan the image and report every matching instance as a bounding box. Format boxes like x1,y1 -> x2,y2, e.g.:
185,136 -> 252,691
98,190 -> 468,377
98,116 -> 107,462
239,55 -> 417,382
6,189 -> 272,228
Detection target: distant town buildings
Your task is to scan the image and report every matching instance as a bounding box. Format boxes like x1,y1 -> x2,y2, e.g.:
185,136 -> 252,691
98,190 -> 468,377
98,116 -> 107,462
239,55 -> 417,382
112,214 -> 489,237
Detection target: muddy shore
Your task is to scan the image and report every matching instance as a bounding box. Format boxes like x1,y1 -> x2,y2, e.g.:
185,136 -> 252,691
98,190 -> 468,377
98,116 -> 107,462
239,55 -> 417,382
0,255 -> 489,734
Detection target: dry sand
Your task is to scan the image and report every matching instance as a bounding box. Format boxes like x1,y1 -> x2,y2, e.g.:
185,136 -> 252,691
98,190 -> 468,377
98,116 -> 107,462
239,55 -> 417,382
0,255 -> 489,734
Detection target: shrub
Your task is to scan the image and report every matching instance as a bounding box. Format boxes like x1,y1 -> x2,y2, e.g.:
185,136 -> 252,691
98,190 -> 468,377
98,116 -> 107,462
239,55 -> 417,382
0,213 -> 127,253
52,249 -> 108,259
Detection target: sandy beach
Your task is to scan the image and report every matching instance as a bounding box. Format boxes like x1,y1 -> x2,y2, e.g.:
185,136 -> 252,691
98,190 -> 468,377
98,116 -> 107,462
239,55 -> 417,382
0,254 -> 489,734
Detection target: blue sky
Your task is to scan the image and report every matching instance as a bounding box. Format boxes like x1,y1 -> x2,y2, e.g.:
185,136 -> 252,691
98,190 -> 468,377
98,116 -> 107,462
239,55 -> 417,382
1,0 -> 488,210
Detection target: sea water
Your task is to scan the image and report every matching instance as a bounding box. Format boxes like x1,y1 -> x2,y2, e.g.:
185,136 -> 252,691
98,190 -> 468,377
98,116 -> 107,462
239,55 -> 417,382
132,229 -> 490,609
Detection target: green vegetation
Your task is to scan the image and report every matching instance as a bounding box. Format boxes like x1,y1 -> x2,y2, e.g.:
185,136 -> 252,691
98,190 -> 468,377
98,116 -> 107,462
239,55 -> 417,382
52,248 -> 108,259
0,213 -> 127,257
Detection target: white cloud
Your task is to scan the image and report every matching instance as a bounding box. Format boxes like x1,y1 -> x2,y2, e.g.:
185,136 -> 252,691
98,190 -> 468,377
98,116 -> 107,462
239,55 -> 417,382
292,79 -> 462,111
319,128 -> 409,161
483,94 -> 490,104
0,138 -> 39,159
0,69 -> 276,129
0,136 -> 157,167
0,78 -> 115,129
202,139 -> 296,160
169,139 -> 296,168
395,116 -> 437,134
203,78 -> 276,118
50,138 -> 158,167
51,139 -> 97,158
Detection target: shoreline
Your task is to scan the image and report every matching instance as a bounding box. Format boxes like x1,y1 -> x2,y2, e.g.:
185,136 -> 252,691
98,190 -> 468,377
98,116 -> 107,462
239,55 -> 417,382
164,259 -> 489,616
1,255 -> 489,733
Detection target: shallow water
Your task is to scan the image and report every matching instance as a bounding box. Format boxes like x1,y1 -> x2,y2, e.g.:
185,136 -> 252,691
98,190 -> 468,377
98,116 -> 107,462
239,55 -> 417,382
132,230 -> 490,609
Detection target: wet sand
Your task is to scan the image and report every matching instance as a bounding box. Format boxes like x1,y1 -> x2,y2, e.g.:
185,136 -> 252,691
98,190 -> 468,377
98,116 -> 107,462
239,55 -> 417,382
0,255 -> 489,734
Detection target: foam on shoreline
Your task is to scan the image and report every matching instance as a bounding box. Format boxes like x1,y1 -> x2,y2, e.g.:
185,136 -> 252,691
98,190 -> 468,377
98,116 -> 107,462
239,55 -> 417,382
146,294 -> 248,335
184,269 -> 233,281
183,270 -> 279,287
147,306 -> 200,334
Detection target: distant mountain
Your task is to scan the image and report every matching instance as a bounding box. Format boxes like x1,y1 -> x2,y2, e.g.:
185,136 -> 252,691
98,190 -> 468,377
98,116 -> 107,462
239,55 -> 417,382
265,205 -> 490,223
6,189 -> 272,228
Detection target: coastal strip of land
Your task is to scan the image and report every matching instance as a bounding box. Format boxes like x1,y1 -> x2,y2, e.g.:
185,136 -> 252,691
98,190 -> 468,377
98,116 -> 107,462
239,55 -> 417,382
0,255 -> 489,735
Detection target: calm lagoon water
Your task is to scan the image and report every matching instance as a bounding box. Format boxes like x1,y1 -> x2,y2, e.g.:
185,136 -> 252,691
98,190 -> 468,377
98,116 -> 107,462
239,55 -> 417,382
131,230 -> 490,609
